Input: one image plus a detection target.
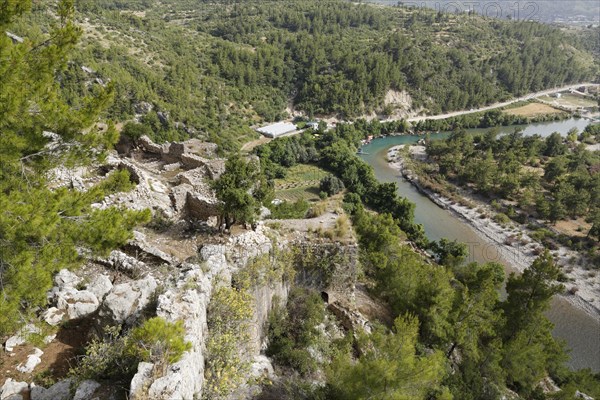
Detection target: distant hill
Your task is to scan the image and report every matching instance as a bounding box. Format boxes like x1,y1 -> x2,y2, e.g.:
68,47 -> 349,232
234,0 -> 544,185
368,0 -> 600,26
9,0 -> 599,149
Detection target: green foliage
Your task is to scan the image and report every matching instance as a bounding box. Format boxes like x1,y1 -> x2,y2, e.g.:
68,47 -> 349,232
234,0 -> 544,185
204,285 -> 254,399
319,174 -> 345,197
266,288 -> 330,376
0,1 -> 147,336
90,169 -> 136,201
501,251 -> 567,394
353,208 -> 452,345
349,205 -> 577,398
121,121 -> 151,140
71,326 -> 136,382
550,369 -> 600,400
502,250 -> 565,338
212,154 -> 271,229
257,122 -> 426,243
234,249 -> 296,289
293,244 -> 350,289
429,238 -> 469,267
326,314 -> 449,399
424,126 -> 600,238
268,199 -> 310,219
126,317 -> 191,366
72,318 -> 190,383
18,0 -> 595,147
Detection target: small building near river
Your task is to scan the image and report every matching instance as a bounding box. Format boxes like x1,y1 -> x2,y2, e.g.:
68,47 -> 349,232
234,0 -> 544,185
256,122 -> 298,138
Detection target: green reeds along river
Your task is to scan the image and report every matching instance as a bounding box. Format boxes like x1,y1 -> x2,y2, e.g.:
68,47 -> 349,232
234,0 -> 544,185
359,118 -> 600,371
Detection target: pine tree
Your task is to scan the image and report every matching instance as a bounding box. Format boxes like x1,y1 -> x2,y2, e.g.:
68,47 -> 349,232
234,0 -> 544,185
326,315 -> 450,399
0,0 -> 149,336
500,251 -> 567,393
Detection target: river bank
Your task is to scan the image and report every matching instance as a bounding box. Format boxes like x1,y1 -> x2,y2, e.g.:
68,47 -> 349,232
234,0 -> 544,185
387,145 -> 600,320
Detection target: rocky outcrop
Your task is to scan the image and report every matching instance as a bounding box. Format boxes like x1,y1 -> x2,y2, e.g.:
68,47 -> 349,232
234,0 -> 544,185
30,379 -> 72,400
86,275 -> 113,301
129,225 -> 289,400
0,379 -> 28,400
4,324 -> 39,352
129,262 -> 211,400
56,289 -> 100,320
98,136 -> 225,225
101,250 -> 147,274
139,135 -> 166,155
45,269 -> 112,324
72,380 -> 101,400
130,231 -> 176,266
97,276 -> 158,326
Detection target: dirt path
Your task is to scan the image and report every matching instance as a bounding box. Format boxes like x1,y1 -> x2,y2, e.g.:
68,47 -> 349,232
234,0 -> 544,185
241,137 -> 271,152
405,82 -> 599,123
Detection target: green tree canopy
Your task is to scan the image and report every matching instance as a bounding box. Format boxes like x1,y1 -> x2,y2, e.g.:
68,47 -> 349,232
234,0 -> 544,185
327,314 -> 450,400
212,154 -> 271,229
0,0 -> 149,336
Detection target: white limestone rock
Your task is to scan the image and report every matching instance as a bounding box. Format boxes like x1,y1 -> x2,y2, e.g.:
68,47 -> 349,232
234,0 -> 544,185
4,324 -> 40,352
129,362 -> 155,400
98,276 -> 158,325
56,289 -> 100,320
42,307 -> 65,326
105,250 -> 146,273
54,269 -> 82,289
0,379 -> 28,400
86,274 -> 113,301
16,348 -> 43,373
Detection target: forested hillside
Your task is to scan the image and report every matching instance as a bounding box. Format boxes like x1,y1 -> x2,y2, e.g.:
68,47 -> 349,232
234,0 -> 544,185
7,0 -> 598,149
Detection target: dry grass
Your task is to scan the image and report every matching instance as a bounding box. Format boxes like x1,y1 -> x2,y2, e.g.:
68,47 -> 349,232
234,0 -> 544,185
537,94 -> 598,109
553,218 -> 591,238
306,202 -> 327,218
504,103 -> 563,117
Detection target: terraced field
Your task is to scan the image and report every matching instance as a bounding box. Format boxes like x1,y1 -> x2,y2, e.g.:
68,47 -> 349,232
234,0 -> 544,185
274,164 -> 328,202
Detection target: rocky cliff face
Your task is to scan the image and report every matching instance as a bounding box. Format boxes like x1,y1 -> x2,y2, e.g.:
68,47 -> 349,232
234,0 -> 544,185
128,224 -> 287,400
2,137 -> 362,400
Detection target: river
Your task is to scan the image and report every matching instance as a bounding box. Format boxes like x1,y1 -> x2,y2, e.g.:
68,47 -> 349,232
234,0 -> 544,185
359,117 -> 600,371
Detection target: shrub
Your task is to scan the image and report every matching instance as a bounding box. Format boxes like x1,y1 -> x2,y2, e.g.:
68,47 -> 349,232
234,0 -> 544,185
306,203 -> 327,218
266,288 -> 329,376
269,199 -> 310,219
334,215 -> 350,238
204,286 -> 254,399
319,175 -> 345,197
72,318 -> 190,383
121,121 -> 151,140
126,317 -> 191,366
493,213 -> 510,225
71,326 -> 135,382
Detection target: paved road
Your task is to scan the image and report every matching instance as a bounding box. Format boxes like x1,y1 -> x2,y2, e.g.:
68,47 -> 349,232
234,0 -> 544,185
406,82 -> 599,123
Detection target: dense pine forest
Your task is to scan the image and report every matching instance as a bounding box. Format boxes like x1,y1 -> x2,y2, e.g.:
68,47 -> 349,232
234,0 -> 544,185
7,0 -> 598,149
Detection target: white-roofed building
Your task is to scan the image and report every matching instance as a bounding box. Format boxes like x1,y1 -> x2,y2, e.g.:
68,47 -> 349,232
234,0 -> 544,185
256,122 -> 298,138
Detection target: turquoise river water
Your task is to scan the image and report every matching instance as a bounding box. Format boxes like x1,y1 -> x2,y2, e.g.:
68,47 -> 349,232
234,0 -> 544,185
359,118 -> 600,371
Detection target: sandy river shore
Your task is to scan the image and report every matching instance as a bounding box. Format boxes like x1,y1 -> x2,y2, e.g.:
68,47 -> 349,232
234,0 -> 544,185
387,145 -> 600,319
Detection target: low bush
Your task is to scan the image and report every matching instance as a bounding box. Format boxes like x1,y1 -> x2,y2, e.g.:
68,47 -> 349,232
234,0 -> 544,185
306,203 -> 327,218
269,199 -> 310,219
494,213 -> 510,225
71,318 -> 190,383
266,288 -> 329,376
